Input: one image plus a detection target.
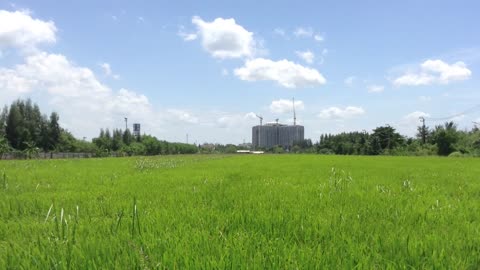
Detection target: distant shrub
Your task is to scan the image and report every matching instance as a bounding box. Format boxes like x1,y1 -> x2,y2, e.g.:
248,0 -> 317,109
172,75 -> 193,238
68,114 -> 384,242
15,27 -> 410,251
448,151 -> 463,157
318,148 -> 334,155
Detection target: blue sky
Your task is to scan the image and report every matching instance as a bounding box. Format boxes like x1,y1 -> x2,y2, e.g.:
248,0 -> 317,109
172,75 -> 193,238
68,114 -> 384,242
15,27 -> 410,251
1,0 -> 479,144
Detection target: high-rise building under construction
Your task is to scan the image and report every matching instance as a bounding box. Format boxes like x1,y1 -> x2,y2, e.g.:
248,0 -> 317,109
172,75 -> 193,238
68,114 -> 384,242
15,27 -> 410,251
252,123 -> 304,149
251,98 -> 304,149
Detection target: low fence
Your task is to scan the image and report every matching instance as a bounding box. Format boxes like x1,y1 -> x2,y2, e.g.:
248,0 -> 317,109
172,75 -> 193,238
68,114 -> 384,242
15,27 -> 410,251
0,152 -> 125,160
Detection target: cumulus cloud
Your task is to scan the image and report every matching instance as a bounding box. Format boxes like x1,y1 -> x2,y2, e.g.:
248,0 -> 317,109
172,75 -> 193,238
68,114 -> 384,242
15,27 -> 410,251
403,111 -> 430,122
295,50 -> 315,64
293,27 -> 313,38
397,111 -> 431,135
293,27 -> 324,42
0,9 -> 260,143
314,34 -> 324,42
177,25 -> 197,41
367,84 -> 384,93
234,58 -> 326,88
0,50 -> 205,139
217,112 -> 257,128
0,9 -> 57,52
99,62 -> 120,79
0,51 -> 147,113
317,106 -> 365,120
190,16 -> 256,59
269,99 -> 304,114
393,59 -> 472,86
0,52 -> 110,97
166,109 -> 199,124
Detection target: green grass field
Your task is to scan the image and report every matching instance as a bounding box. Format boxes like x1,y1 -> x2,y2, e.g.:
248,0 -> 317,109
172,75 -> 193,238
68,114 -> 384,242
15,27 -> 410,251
1,155 -> 480,269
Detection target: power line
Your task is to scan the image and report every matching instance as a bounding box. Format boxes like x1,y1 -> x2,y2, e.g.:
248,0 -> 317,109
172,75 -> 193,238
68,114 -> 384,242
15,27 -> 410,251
426,104 -> 480,121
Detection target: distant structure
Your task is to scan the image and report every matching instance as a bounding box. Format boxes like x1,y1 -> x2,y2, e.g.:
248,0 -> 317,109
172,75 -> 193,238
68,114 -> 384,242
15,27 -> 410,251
133,123 -> 141,138
252,98 -> 304,149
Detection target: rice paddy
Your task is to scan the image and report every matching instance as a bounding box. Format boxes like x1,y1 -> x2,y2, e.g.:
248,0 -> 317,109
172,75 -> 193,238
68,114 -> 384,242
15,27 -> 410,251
1,155 -> 479,269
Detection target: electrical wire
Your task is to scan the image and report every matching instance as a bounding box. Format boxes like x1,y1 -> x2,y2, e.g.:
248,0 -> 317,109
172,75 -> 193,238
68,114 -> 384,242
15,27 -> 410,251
426,104 -> 480,121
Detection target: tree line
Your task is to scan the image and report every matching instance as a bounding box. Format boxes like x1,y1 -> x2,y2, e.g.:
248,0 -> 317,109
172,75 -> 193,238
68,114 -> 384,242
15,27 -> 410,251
1,99 -> 479,157
0,99 -> 197,157
302,123 -> 480,156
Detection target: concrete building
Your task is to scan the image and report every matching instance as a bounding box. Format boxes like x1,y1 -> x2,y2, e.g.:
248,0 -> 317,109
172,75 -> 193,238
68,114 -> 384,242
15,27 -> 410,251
133,123 -> 141,138
252,123 -> 304,149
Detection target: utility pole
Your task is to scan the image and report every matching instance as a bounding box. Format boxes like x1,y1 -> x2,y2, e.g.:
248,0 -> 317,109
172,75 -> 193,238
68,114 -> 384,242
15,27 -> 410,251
186,133 -> 189,144
419,116 -> 426,144
124,117 -> 128,131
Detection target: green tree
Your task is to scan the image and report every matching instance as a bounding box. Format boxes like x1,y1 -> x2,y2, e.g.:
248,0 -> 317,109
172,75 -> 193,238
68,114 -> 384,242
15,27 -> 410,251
368,135 -> 382,155
49,112 -> 61,149
0,137 -> 11,159
371,125 -> 404,150
432,122 -> 459,156
0,106 -> 8,138
5,103 -> 23,149
122,129 -> 133,146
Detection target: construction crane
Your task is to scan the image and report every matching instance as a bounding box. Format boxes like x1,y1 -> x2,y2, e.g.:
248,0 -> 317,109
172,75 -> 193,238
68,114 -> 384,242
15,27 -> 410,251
256,114 -> 263,126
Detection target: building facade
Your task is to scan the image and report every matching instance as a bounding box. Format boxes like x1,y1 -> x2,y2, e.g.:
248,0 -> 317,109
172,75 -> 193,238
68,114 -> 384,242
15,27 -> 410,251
252,123 -> 304,149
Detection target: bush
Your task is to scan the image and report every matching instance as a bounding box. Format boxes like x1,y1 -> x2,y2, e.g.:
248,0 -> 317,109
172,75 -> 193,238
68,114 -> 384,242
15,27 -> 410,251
448,151 -> 463,157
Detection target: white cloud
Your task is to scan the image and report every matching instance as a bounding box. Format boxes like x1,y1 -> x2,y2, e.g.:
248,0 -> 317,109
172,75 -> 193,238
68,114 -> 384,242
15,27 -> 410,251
295,50 -> 315,64
293,27 -> 313,38
0,51 -> 160,137
393,59 -> 472,86
344,76 -> 356,87
234,58 -> 326,88
244,112 -> 257,120
0,52 -> 110,97
99,62 -> 120,79
293,27 -> 324,42
166,109 -> 199,124
314,34 -> 324,42
0,50 -> 206,140
422,60 -> 471,82
0,10 -> 261,144
0,9 -> 57,52
367,84 -> 384,93
396,111 -> 431,136
393,73 -> 436,86
217,112 -> 257,128
179,32 -> 197,41
403,111 -> 430,123
177,25 -> 197,41
269,99 -> 304,114
317,106 -> 365,119
191,16 -> 256,59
